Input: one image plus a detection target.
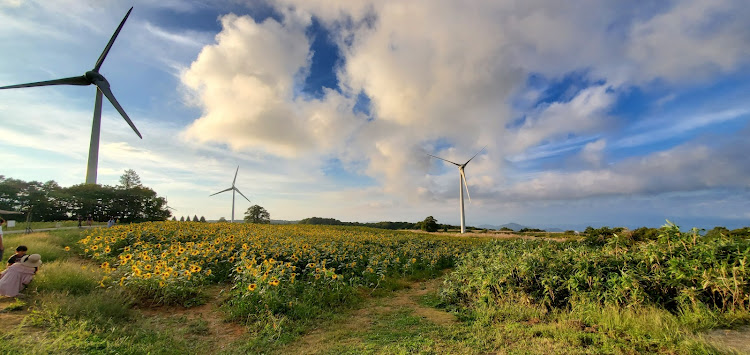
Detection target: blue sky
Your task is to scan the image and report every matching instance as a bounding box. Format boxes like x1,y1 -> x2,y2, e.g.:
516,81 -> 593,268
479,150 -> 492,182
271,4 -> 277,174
1,0 -> 749,230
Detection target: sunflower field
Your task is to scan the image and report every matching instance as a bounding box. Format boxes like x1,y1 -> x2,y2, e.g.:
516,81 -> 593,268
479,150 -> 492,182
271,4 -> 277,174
77,221 -> 482,328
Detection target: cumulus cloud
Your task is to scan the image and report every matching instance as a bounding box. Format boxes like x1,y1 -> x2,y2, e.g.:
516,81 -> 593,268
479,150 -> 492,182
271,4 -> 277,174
179,0 -> 750,208
181,11 -> 365,157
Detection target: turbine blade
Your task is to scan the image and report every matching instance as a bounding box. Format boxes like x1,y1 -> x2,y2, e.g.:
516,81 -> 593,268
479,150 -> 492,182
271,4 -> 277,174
94,80 -> 142,138
0,76 -> 89,90
461,170 -> 472,203
94,7 -> 133,72
427,153 -> 461,166
465,145 -> 487,165
233,166 -> 239,186
210,187 -> 233,196
234,187 -> 251,203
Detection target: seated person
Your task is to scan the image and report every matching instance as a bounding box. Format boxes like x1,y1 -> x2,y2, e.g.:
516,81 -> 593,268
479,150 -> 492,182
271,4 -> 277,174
7,245 -> 27,266
0,254 -> 42,297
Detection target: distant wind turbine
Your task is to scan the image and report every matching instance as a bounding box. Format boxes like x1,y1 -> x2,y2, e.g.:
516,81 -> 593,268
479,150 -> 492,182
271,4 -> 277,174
210,166 -> 251,223
428,146 -> 486,234
0,7 -> 141,184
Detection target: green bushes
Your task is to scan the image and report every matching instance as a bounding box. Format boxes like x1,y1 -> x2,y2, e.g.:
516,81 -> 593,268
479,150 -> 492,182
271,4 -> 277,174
442,222 -> 750,312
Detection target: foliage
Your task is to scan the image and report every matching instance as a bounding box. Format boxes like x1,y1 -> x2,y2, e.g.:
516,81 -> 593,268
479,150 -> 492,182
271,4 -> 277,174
443,221 -> 750,313
518,227 -> 544,232
118,169 -> 142,189
0,175 -> 170,222
298,216 -> 416,230
421,216 -> 439,232
244,204 -> 270,224
77,222 -> 482,329
582,226 -> 624,246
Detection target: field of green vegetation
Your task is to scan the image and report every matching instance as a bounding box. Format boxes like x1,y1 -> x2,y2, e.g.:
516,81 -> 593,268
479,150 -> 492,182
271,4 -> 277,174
0,222 -> 747,353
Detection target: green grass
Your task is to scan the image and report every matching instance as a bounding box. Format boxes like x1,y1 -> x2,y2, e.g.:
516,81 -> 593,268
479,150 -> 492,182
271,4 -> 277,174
0,232 -> 74,272
3,220 -> 107,232
31,260 -> 104,295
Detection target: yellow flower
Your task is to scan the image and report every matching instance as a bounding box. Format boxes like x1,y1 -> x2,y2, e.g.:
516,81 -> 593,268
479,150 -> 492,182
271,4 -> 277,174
64,246 -> 71,252
248,283 -> 257,292
269,278 -> 280,286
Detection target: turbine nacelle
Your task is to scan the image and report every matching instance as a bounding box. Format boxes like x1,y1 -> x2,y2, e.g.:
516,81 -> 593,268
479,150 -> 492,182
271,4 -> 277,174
85,71 -> 108,85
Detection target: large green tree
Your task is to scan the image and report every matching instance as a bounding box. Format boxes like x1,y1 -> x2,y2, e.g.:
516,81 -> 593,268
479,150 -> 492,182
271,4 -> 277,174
421,216 -> 439,232
244,205 -> 270,224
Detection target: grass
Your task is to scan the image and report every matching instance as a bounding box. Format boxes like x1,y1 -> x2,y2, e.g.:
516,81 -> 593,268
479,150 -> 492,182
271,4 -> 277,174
3,220 -> 107,232
0,232 -> 74,272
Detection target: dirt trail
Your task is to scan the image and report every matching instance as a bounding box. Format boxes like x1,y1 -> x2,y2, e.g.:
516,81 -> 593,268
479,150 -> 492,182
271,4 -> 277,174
703,327 -> 750,354
280,277 -> 455,354
138,285 -> 247,349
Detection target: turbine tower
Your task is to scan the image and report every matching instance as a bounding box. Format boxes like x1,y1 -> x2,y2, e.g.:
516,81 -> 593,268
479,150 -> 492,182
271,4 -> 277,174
0,7 -> 141,184
210,166 -> 251,223
428,146 -> 486,234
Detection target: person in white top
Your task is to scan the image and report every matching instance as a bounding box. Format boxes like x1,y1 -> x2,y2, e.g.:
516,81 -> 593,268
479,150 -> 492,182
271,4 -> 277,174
0,218 -> 5,262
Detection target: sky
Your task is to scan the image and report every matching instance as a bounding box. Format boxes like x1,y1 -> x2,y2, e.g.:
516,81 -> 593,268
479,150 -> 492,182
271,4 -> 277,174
1,0 -> 749,230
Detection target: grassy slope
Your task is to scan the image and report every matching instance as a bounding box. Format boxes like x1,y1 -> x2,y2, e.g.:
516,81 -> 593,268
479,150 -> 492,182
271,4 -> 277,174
0,229 -> 744,354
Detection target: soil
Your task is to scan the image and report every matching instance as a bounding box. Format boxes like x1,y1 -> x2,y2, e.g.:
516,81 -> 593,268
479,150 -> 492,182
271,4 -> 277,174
703,326 -> 750,354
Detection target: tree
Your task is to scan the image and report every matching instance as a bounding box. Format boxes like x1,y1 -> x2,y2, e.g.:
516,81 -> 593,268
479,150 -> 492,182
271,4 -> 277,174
180,216 -> 185,222
193,215 -> 199,222
119,169 -> 142,189
199,216 -> 206,223
172,216 -> 176,221
421,216 -> 439,232
244,205 -> 270,224
218,217 -> 227,222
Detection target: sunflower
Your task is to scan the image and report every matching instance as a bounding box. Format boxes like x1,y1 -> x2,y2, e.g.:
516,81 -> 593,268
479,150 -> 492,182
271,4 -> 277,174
248,283 -> 257,292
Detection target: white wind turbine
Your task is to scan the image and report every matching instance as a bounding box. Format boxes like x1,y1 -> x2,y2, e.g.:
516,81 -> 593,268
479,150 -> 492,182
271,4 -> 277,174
428,146 -> 486,234
0,7 -> 141,184
210,166 -> 251,223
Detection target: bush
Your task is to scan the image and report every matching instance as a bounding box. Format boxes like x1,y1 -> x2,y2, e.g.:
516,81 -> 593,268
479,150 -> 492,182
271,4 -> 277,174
443,222 -> 750,312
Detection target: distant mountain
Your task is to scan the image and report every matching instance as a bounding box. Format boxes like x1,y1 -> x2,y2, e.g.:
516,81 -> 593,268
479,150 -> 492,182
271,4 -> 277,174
545,227 -> 564,232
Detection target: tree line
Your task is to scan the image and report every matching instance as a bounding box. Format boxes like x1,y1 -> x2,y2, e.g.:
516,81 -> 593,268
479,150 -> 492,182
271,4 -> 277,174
0,170 -> 170,222
297,216 -> 463,232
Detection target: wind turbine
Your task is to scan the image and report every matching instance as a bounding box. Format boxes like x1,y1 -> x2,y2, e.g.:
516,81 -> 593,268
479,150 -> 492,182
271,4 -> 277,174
210,166 -> 251,223
0,7 -> 141,184
428,146 -> 486,234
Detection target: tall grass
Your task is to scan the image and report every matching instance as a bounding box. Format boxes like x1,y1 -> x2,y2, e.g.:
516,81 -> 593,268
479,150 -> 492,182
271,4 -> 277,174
31,260 -> 103,295
0,233 -> 73,271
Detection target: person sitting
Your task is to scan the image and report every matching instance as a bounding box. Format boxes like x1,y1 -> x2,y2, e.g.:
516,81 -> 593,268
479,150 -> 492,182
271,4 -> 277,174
7,245 -> 27,266
0,254 -> 42,297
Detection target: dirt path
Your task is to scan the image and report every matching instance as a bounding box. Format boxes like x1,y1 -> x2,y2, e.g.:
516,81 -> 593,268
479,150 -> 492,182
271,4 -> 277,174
279,277 -> 456,354
138,285 -> 248,350
703,326 -> 750,354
